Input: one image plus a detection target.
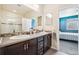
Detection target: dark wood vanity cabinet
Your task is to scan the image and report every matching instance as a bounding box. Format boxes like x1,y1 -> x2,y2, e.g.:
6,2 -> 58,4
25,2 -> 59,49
2,41 -> 28,55
0,33 -> 52,55
47,34 -> 52,49
27,39 -> 37,55
44,35 -> 48,53
1,39 -> 37,55
37,36 -> 44,55
43,34 -> 52,53
37,34 -> 52,55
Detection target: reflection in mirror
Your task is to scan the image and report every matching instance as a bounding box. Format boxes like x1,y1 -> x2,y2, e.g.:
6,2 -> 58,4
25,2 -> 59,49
0,4 -> 42,37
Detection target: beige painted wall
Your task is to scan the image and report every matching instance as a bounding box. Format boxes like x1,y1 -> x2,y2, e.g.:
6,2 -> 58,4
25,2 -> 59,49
42,5 -> 59,50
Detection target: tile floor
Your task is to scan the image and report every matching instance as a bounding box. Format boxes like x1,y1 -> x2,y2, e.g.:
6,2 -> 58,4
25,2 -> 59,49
45,39 -> 78,55
59,39 -> 78,55
44,49 -> 68,55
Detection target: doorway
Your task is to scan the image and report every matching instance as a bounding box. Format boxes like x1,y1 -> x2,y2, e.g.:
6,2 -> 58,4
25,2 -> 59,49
59,4 -> 78,55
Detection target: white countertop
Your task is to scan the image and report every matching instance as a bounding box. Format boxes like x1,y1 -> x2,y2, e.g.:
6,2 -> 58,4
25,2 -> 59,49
0,32 -> 52,48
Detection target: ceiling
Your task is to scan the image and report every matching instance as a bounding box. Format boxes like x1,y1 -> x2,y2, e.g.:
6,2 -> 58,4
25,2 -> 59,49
1,4 -> 79,16
2,4 -> 36,16
59,4 -> 79,11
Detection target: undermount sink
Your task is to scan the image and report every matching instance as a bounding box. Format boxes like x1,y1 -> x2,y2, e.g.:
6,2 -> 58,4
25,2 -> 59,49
10,35 -> 30,40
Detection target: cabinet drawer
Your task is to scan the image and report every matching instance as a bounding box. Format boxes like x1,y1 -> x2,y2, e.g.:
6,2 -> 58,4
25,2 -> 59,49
38,41 -> 43,50
44,35 -> 48,46
38,51 -> 43,55
38,48 -> 43,55
38,36 -> 43,42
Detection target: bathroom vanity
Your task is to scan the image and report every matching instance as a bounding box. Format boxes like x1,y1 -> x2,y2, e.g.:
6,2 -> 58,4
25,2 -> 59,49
0,32 -> 52,55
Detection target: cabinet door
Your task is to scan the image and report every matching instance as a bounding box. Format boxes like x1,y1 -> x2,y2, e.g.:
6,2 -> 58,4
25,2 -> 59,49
0,48 -> 4,55
44,35 -> 48,53
3,41 -> 28,55
47,34 -> 52,49
44,34 -> 52,53
27,39 -> 37,55
37,36 -> 44,55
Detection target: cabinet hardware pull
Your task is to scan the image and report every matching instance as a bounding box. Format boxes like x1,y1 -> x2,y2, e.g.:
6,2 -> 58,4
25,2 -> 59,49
27,43 -> 28,50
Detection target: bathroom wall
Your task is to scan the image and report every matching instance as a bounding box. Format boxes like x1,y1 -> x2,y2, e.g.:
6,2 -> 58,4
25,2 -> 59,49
59,8 -> 78,17
42,5 -> 59,50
